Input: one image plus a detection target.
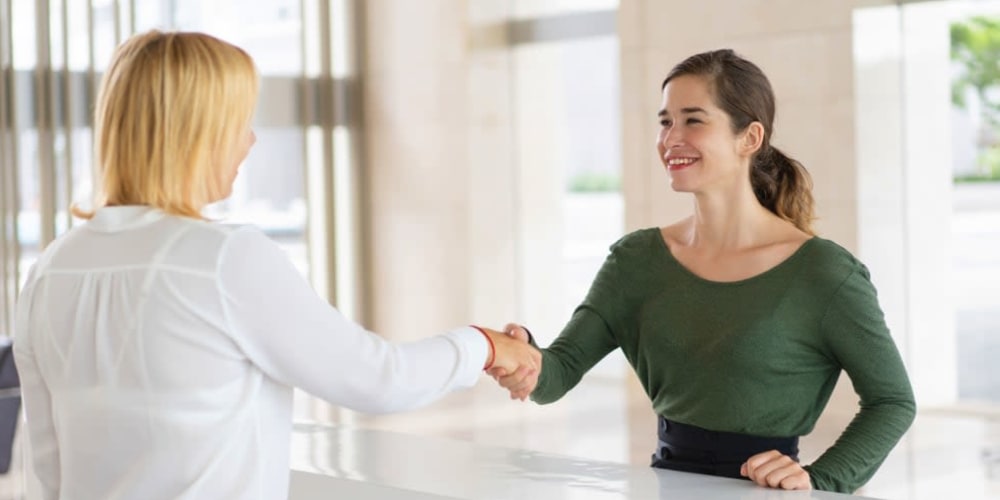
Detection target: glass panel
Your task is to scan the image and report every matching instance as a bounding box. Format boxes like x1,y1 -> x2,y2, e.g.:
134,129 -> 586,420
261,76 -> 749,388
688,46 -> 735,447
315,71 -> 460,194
65,1 -> 92,71
133,0 -> 171,32
17,128 -> 40,282
92,1 -> 118,71
11,1 -> 36,284
853,10 -> 999,498
947,2 -> 1000,405
168,0 -> 301,75
11,0 -> 36,69
48,0 -> 64,68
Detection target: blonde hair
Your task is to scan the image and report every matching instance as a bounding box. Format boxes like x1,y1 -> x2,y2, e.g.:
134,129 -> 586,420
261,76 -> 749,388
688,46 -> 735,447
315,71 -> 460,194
76,30 -> 259,219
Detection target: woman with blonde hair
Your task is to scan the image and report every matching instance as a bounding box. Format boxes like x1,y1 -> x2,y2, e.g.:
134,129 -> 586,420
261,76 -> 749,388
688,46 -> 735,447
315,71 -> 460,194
14,30 -> 539,500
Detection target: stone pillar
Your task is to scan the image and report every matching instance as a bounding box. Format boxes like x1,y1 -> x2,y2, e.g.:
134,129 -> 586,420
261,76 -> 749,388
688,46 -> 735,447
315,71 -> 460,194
362,0 -> 475,339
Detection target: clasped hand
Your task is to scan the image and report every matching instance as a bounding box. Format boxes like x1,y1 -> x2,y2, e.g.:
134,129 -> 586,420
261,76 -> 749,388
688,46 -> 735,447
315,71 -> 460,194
485,323 -> 538,400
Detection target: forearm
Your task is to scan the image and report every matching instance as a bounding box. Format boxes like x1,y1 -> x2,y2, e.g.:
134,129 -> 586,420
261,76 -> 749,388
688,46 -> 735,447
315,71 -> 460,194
530,350 -> 582,404
805,397 -> 916,492
528,307 -> 618,404
812,267 -> 917,492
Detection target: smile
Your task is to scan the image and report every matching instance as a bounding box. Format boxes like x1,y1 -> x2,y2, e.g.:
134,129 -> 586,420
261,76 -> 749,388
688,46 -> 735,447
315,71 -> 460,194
666,157 -> 699,170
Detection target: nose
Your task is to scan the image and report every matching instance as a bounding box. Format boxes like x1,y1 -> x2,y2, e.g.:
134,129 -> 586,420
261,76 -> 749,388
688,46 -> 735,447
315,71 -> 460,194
666,125 -> 686,146
658,126 -> 682,153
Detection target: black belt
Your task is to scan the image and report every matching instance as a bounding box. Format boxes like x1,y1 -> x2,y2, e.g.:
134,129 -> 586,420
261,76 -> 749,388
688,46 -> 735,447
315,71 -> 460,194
650,416 -> 799,479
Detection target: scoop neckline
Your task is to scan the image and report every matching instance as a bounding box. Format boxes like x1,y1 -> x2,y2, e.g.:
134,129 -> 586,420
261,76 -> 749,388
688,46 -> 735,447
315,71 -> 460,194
651,228 -> 817,286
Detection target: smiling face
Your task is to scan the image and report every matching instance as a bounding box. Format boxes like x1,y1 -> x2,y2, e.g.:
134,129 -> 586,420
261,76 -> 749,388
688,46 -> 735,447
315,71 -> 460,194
656,74 -> 756,194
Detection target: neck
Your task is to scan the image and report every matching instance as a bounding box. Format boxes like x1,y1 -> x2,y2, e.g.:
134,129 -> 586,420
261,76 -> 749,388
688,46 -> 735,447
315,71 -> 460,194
686,180 -> 775,251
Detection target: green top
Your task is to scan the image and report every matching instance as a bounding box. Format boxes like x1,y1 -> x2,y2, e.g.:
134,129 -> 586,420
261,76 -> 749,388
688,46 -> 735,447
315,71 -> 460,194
530,228 -> 916,493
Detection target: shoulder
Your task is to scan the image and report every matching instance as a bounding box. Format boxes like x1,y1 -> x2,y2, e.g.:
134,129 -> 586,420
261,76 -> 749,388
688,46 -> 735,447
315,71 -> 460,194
589,228 -> 666,290
215,224 -> 291,267
581,228 -> 661,281
162,218 -> 279,273
171,217 -> 269,247
797,237 -> 873,290
23,224 -> 91,279
611,227 -> 662,251
802,237 -> 865,269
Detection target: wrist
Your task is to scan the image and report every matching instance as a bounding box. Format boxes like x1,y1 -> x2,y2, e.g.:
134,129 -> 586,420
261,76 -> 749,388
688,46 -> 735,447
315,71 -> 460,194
470,325 -> 495,370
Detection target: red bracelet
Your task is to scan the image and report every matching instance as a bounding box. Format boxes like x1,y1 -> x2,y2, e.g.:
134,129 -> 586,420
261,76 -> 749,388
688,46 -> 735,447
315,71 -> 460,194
470,325 -> 495,370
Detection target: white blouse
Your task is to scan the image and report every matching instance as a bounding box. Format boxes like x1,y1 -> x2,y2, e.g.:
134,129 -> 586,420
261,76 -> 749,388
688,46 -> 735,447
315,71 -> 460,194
13,206 -> 489,500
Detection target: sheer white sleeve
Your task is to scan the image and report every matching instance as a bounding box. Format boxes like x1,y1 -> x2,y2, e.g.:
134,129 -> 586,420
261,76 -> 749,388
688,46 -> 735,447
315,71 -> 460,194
13,279 -> 61,500
216,227 -> 488,414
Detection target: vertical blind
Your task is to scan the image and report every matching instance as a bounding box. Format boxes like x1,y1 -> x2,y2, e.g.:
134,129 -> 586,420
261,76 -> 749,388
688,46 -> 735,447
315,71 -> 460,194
0,0 -> 366,336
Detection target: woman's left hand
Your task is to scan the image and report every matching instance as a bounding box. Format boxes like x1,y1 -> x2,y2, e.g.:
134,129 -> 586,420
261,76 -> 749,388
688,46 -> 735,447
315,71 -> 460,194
740,450 -> 812,490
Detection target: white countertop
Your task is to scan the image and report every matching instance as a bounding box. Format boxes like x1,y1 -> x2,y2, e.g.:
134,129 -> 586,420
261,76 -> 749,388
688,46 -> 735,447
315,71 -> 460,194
288,423 -> 881,500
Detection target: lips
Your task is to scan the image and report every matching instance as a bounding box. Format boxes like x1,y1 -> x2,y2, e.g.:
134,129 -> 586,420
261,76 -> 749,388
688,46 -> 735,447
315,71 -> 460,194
665,157 -> 699,171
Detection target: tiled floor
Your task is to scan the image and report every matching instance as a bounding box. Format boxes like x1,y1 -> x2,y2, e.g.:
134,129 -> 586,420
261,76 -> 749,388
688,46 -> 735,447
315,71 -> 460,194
2,376 -> 998,499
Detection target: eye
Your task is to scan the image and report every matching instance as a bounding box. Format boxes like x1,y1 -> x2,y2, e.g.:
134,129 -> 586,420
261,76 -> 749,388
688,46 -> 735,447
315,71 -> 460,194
659,119 -> 672,127
686,118 -> 702,125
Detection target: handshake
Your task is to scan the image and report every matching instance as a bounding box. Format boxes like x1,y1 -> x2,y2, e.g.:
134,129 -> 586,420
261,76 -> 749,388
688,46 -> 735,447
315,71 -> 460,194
478,323 -> 540,401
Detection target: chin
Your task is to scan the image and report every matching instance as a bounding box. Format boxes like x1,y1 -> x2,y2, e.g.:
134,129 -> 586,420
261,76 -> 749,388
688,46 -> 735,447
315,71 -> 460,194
667,176 -> 697,193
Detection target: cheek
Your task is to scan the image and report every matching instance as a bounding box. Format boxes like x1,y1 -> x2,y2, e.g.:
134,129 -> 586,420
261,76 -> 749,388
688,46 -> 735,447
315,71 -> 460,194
700,130 -> 734,155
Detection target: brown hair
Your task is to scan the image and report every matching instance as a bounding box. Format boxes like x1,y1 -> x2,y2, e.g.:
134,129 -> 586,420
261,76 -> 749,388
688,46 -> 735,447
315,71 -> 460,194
662,49 -> 815,234
75,30 -> 259,219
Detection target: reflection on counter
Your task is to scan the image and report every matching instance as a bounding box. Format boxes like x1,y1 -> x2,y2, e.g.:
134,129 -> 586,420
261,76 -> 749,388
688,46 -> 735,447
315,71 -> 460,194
288,423 -> 878,500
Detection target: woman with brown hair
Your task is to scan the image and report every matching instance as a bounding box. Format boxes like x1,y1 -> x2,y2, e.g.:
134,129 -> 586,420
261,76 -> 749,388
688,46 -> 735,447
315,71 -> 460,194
493,49 -> 915,493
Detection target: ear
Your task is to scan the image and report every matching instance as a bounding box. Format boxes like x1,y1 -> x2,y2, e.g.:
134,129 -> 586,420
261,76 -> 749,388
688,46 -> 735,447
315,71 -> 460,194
740,121 -> 765,155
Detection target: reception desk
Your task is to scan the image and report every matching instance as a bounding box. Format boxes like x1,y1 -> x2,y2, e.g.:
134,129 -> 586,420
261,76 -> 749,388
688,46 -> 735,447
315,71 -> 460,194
288,423 -> 880,500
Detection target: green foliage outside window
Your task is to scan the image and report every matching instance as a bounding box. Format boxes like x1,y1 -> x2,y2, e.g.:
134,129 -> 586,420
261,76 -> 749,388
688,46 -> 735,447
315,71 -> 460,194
951,16 -> 1000,182
567,171 -> 621,193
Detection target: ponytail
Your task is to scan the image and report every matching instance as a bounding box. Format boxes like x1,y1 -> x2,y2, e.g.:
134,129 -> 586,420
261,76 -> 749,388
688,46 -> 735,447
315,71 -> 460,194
751,145 -> 815,234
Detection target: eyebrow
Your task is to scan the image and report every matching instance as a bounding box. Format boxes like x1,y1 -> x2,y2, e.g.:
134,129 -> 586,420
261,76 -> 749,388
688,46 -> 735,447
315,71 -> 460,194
657,107 -> 709,117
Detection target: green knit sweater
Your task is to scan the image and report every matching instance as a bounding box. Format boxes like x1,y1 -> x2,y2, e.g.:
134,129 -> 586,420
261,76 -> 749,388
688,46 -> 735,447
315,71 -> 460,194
530,228 -> 916,493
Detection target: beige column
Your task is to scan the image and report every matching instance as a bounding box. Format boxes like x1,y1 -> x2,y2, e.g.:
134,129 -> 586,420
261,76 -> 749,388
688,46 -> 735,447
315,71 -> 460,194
362,0 -> 476,339
465,1 -> 520,329
361,0 -> 573,340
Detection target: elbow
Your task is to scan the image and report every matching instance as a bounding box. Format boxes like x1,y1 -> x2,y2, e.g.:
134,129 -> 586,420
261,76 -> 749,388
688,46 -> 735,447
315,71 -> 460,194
864,392 -> 917,433
895,388 -> 917,425
901,395 -> 917,426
